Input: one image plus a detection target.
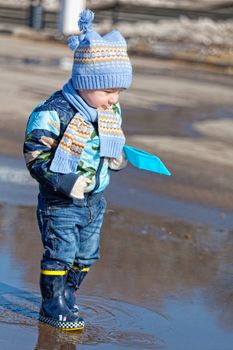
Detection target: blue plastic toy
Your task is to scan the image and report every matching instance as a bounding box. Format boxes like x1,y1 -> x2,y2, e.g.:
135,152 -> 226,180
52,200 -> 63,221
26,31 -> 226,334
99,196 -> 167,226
123,145 -> 171,176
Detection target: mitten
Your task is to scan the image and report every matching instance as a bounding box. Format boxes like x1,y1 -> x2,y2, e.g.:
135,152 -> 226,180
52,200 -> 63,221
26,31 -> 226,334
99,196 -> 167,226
108,153 -> 128,171
70,175 -> 95,199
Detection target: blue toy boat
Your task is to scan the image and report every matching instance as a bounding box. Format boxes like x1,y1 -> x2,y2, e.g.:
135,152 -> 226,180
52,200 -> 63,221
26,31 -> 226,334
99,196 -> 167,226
123,145 -> 171,176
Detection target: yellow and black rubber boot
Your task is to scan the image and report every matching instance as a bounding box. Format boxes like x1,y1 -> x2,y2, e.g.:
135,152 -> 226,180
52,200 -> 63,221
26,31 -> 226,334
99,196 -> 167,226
64,264 -> 90,315
39,269 -> 85,330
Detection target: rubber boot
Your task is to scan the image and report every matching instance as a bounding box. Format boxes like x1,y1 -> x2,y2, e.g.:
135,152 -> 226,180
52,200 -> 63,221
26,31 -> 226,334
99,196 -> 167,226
64,264 -> 90,315
39,269 -> 85,330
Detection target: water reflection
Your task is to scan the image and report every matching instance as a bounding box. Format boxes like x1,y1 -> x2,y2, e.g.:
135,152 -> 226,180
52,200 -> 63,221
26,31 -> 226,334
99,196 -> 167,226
35,323 -> 80,350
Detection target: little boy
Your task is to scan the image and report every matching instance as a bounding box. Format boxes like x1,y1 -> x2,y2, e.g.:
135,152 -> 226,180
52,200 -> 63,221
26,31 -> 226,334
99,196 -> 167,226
23,9 -> 132,330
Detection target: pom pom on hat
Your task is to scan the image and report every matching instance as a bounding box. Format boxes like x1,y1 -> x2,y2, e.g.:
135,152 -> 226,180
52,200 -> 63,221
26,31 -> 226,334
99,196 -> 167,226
68,10 -> 94,51
78,9 -> 94,33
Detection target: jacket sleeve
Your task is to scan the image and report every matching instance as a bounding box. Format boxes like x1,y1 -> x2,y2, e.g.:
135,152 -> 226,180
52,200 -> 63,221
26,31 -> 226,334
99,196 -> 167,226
23,109 -> 79,197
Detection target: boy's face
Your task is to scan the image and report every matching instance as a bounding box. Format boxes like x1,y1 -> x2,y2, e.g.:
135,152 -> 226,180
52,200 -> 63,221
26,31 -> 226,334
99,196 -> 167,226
79,89 -> 122,110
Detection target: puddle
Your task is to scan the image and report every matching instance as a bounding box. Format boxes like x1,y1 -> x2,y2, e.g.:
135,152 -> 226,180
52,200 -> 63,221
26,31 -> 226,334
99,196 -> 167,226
0,199 -> 233,349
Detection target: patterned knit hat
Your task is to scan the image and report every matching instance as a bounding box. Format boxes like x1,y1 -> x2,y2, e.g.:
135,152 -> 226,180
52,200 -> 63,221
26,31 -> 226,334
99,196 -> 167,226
68,9 -> 132,90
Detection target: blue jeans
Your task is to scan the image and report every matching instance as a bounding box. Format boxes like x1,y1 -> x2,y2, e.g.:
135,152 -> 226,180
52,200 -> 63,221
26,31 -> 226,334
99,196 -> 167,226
37,192 -> 107,270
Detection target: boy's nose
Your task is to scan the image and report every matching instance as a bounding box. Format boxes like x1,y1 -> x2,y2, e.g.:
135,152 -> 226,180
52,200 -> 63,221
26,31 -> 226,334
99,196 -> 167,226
109,94 -> 118,105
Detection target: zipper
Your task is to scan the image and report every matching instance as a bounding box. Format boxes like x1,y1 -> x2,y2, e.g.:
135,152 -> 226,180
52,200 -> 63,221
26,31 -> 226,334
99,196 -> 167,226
91,157 -> 104,193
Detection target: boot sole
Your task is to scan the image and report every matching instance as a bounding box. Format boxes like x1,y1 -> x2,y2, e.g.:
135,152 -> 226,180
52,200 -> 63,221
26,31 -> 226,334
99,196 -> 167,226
39,314 -> 85,330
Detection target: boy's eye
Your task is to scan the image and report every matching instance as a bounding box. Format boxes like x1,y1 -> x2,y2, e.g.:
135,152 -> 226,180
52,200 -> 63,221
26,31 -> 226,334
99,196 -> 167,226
104,90 -> 120,93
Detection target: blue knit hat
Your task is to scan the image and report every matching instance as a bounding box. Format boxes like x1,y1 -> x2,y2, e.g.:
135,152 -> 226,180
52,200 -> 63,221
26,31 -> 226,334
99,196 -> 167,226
68,9 -> 132,90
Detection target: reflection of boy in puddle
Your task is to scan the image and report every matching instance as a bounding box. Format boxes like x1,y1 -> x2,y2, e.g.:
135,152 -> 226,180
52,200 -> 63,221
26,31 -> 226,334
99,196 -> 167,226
23,9 -> 132,330
35,323 -> 80,349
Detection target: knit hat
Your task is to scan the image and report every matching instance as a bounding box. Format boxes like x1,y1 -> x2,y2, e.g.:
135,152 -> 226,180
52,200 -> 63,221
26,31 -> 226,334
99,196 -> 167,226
68,9 -> 132,90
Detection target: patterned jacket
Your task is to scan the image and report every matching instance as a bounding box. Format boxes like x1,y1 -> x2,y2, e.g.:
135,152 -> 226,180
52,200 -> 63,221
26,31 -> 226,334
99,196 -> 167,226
23,90 -> 122,199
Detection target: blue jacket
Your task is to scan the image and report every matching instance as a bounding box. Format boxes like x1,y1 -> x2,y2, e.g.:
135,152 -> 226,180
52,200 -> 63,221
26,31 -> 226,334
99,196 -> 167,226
23,90 -> 122,199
